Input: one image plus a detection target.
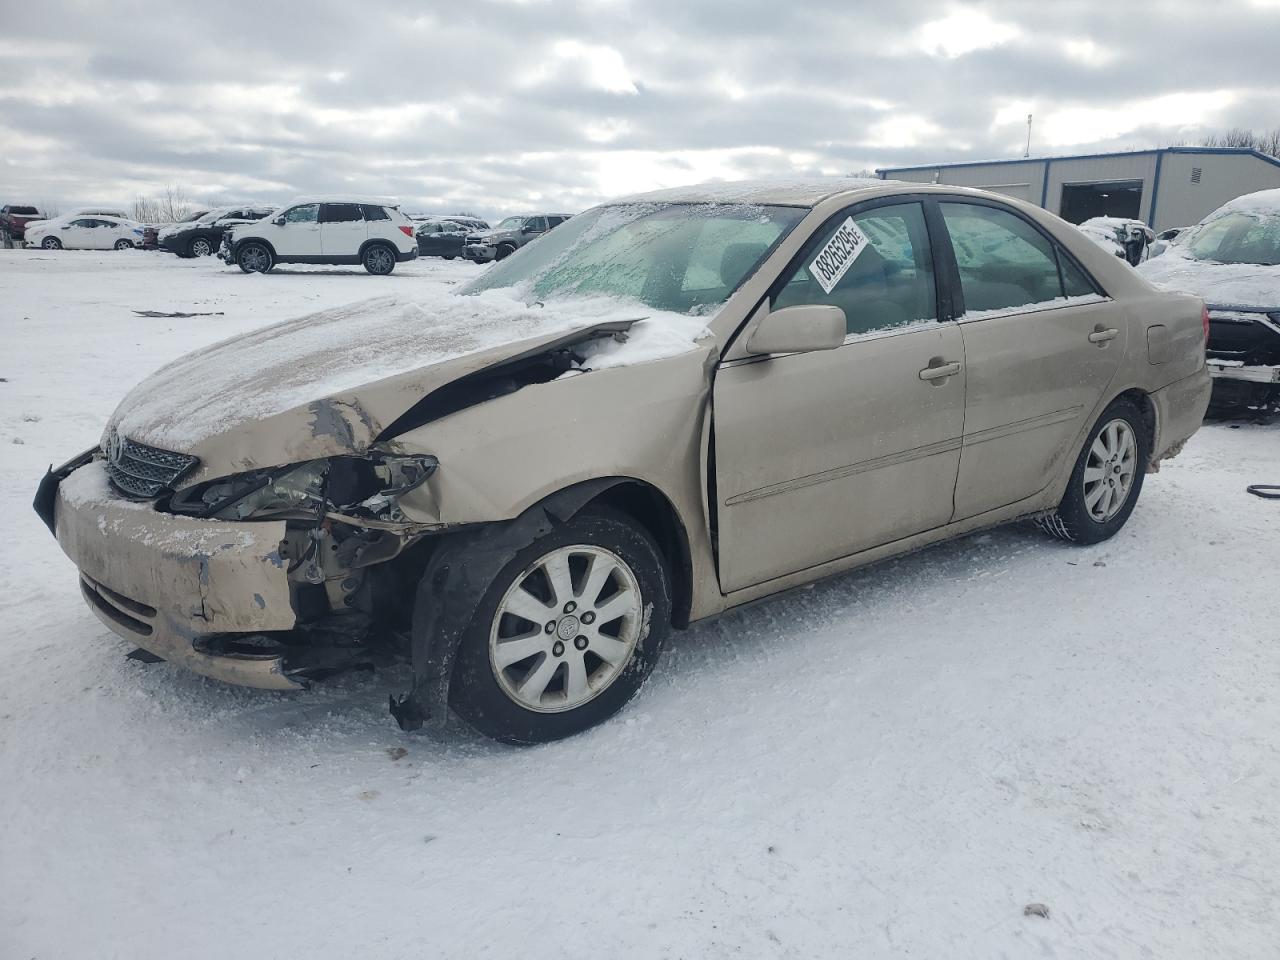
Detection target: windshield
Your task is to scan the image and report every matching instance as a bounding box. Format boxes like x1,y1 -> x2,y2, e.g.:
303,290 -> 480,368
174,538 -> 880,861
461,202 -> 806,315
195,209 -> 227,224
494,217 -> 522,231
1187,212 -> 1280,265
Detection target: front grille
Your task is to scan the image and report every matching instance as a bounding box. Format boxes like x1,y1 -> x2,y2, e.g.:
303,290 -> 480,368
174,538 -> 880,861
104,434 -> 199,498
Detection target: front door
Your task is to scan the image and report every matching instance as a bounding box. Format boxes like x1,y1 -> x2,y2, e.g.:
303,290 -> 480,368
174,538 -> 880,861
63,218 -> 96,248
713,200 -> 966,592
937,200 -> 1125,519
319,202 -> 368,258
274,203 -> 322,258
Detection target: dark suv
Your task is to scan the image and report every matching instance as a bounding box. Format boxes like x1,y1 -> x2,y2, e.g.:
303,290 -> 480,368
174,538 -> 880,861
463,214 -> 573,262
158,206 -> 274,257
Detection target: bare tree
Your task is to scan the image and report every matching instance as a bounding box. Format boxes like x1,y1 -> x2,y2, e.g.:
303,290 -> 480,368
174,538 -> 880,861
132,184 -> 194,223
1193,126 -> 1280,157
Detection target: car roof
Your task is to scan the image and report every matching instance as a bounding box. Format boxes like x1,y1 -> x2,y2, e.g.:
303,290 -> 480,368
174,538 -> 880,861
287,195 -> 400,207
609,177 -> 896,207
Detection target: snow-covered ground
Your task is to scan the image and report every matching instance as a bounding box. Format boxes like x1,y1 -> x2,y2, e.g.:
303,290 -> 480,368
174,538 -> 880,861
2,249 -> 1279,959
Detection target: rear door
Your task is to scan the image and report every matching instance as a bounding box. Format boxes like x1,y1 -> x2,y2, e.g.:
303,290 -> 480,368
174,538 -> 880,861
713,199 -> 966,592
938,199 -> 1124,519
319,203 -> 368,258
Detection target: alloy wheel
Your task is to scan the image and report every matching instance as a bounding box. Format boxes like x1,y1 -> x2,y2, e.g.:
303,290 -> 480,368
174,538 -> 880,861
239,244 -> 270,272
366,246 -> 394,274
489,545 -> 643,713
1083,418 -> 1137,522
191,237 -> 212,256
42,237 -> 60,249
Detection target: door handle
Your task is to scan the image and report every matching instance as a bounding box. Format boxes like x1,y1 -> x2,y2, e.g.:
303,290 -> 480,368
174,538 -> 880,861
1088,326 -> 1119,345
919,359 -> 962,382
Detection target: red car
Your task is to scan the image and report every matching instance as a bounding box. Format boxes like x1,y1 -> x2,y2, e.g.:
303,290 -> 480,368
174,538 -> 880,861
0,205 -> 45,243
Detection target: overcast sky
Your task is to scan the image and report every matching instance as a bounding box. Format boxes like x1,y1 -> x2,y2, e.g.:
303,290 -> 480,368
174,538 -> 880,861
3,0 -> 1279,218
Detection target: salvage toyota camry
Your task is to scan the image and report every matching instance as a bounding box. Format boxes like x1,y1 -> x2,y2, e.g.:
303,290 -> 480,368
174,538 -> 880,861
36,178 -> 1212,743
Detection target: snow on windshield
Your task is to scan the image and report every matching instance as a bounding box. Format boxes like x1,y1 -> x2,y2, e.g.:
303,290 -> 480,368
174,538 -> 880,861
461,201 -> 806,317
109,288 -> 709,449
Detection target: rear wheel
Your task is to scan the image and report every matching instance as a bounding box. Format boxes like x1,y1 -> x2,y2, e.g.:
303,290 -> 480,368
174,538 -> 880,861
42,236 -> 62,250
236,241 -> 273,273
450,508 -> 671,743
1038,398 -> 1148,544
189,236 -> 214,257
363,244 -> 396,275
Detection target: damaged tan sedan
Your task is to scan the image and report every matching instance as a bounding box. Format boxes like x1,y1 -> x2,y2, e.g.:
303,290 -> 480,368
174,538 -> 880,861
36,179 -> 1212,743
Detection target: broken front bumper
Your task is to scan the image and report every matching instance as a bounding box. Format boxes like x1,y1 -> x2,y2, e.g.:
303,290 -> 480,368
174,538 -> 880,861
1207,359 -> 1280,384
45,457 -> 304,690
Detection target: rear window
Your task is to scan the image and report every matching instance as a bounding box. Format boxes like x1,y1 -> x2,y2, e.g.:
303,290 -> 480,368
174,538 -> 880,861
8,206 -> 39,215
361,204 -> 390,221
320,203 -> 364,224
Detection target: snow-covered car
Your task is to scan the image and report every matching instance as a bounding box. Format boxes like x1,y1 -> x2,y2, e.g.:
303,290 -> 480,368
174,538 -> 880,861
1150,226 -> 1190,258
141,209 -> 210,250
415,218 -> 469,259
158,205 -> 275,258
219,197 -> 418,275
1139,188 -> 1280,412
463,213 -> 572,262
24,213 -> 146,250
36,178 -> 1210,743
1078,217 -> 1155,265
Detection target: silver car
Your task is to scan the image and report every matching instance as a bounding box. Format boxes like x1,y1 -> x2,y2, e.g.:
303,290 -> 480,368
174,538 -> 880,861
38,178 -> 1210,743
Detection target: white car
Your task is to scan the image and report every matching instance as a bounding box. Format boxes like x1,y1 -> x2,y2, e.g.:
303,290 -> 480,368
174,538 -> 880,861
1138,188 -> 1280,412
220,196 -> 418,275
24,213 -> 146,250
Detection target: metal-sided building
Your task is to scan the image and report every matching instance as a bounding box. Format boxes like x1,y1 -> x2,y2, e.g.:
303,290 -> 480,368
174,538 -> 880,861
876,147 -> 1280,231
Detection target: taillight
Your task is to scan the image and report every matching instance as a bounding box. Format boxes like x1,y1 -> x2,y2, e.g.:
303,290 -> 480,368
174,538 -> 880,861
398,225 -> 413,237
1201,305 -> 1210,348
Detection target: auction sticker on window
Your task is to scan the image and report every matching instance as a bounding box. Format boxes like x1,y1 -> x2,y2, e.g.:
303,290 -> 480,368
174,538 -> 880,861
808,217 -> 871,294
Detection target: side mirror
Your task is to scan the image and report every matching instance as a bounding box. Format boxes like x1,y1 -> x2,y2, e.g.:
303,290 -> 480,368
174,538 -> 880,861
274,216 -> 286,226
745,304 -> 846,356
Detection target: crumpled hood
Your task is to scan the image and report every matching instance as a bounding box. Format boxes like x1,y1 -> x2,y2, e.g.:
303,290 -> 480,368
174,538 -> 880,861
106,290 -> 706,486
1138,252 -> 1280,310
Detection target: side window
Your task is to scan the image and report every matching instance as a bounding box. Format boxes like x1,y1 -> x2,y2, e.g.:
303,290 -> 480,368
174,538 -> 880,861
320,203 -> 363,223
361,204 -> 390,221
1059,254 -> 1097,297
773,201 -> 938,336
283,204 -> 319,224
73,218 -> 98,228
940,202 -> 1064,314
525,217 -> 547,233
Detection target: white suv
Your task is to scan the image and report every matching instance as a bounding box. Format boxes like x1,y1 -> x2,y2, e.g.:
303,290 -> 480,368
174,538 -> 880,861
220,197 -> 418,275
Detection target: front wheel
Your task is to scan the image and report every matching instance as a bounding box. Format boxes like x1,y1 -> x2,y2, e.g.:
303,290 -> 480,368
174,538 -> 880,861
42,236 -> 62,250
363,244 -> 396,275
1038,398 -> 1149,544
236,241 -> 273,273
450,508 -> 671,743
114,238 -> 134,250
189,236 -> 214,257
494,243 -> 516,261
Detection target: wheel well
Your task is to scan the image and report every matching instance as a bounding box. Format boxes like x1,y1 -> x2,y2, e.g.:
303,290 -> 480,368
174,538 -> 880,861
359,238 -> 397,257
235,237 -> 276,258
585,481 -> 694,628
1113,388 -> 1156,452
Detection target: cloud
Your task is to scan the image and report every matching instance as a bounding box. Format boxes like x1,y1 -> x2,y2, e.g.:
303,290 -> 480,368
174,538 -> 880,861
0,0 -> 1276,217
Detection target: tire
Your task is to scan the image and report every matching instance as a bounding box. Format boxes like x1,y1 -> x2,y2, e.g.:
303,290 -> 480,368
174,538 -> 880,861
363,243 -> 396,275
42,236 -> 62,250
114,239 -> 134,250
189,236 -> 214,257
1038,398 -> 1149,545
236,241 -> 273,274
494,243 -> 517,261
450,507 -> 672,744
443,254 -> 455,260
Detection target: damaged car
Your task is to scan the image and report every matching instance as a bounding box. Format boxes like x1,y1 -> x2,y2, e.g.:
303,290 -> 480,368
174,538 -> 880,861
36,178 -> 1211,743
1139,188 -> 1280,415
